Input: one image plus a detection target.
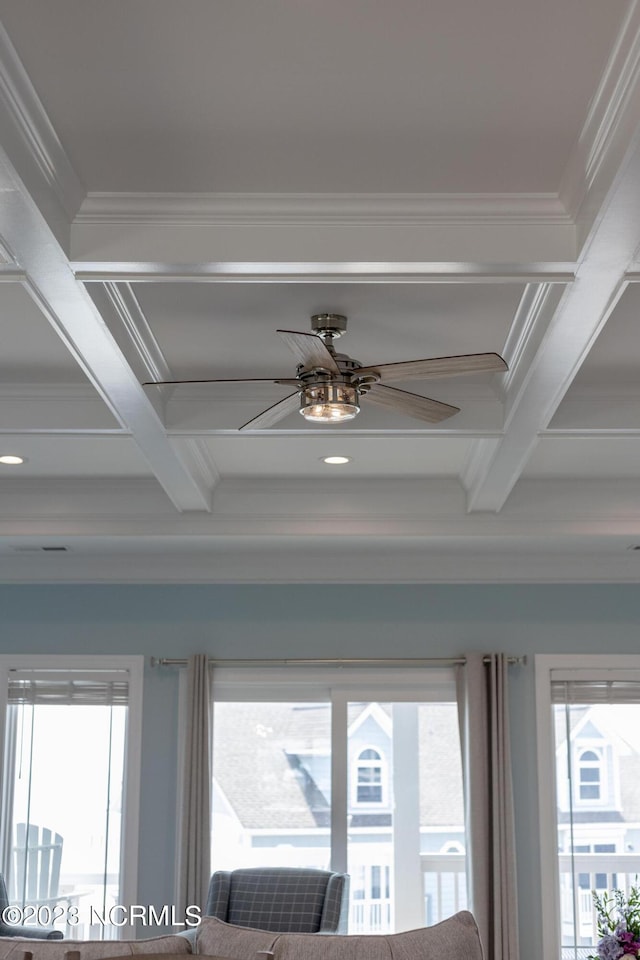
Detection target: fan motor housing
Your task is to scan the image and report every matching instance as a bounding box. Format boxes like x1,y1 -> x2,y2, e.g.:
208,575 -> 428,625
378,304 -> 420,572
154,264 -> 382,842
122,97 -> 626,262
311,313 -> 348,340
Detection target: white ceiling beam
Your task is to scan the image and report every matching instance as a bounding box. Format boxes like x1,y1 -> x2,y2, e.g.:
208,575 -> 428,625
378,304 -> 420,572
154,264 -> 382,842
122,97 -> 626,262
463,45 -> 640,511
0,172 -> 213,512
460,281 -> 565,504
87,283 -> 228,490
463,267 -> 632,513
0,476 -> 639,538
70,192 -> 576,269
464,0 -> 640,512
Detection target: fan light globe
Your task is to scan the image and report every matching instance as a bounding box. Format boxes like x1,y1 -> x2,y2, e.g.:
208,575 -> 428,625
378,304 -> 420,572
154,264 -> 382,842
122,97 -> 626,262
300,382 -> 360,423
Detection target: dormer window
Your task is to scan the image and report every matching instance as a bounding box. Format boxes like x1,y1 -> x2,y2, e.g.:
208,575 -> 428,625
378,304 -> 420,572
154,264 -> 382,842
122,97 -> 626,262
578,749 -> 602,801
356,748 -> 384,803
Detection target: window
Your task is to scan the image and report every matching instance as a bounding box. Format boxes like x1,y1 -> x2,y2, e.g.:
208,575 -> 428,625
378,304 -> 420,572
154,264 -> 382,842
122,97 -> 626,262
0,656 -> 143,940
577,749 -> 602,801
355,748 -> 384,804
208,665 -> 466,935
441,841 -> 465,854
536,656 -> 640,960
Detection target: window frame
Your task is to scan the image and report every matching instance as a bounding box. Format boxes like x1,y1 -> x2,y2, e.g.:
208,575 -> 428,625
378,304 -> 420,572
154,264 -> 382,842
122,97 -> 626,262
205,663 -> 460,934
535,654 -> 640,960
0,654 -> 144,938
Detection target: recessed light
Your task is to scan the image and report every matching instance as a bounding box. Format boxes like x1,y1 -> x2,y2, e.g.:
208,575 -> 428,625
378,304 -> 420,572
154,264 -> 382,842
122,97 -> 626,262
0,455 -> 24,465
322,456 -> 351,465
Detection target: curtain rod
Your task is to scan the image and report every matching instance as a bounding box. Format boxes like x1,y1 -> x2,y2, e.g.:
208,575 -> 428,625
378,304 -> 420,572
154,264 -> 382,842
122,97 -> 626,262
150,655 -> 527,668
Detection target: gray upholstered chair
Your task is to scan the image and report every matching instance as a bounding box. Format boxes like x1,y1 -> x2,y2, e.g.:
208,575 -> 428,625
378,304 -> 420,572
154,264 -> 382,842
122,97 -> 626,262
205,866 -> 350,933
0,873 -> 63,939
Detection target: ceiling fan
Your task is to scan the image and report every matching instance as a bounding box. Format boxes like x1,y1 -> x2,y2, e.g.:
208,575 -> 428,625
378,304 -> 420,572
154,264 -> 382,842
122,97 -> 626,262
143,314 -> 508,429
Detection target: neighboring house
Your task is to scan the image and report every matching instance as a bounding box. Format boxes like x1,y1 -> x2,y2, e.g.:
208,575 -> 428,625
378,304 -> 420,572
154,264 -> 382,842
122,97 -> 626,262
211,701 -> 465,930
555,705 -> 640,853
554,704 -> 640,945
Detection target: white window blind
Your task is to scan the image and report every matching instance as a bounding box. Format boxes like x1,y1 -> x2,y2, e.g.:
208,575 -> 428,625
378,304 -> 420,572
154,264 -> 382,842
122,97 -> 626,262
551,679 -> 640,704
7,672 -> 129,706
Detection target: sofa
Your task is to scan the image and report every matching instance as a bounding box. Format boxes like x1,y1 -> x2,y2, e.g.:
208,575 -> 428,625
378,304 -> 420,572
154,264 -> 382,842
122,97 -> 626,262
0,912 -> 484,960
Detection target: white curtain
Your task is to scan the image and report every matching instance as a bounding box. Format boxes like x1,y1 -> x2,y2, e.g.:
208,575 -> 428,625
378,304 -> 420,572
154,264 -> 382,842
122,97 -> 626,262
457,652 -> 519,960
176,654 -> 212,919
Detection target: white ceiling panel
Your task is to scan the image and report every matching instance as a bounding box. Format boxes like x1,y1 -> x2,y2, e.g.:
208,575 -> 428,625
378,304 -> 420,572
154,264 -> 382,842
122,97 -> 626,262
196,435 -> 473,479
524,437 -> 640,479
0,435 -> 156,478
0,282 -> 92,383
558,282 -> 640,396
0,0 -> 626,192
138,281 -> 515,433
550,283 -> 640,429
134,281 -> 520,382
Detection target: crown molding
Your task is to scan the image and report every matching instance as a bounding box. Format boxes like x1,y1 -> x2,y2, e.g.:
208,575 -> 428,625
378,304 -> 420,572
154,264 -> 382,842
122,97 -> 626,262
76,191 -> 572,227
74,263 -> 577,285
100,282 -> 171,384
559,0 -> 640,221
0,23 -> 84,222
0,236 -> 19,266
502,284 -> 558,387
500,282 -> 567,416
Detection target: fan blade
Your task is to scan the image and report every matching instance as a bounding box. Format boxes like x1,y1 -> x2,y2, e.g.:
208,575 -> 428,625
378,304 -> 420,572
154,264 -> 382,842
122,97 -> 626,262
355,352 -> 507,383
364,383 -> 459,423
239,392 -> 301,430
277,330 -> 341,374
143,377 -> 300,386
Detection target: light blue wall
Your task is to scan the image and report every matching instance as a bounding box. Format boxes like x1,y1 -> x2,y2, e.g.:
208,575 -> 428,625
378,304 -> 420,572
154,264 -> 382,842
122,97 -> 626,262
2,582 -> 640,957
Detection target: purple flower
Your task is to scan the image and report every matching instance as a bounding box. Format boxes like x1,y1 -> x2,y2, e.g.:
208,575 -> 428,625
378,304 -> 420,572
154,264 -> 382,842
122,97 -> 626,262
597,934 -> 624,960
617,932 -> 640,954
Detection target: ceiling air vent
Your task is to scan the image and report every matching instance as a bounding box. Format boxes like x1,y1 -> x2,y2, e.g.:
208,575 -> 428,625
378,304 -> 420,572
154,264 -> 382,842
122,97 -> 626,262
12,546 -> 69,553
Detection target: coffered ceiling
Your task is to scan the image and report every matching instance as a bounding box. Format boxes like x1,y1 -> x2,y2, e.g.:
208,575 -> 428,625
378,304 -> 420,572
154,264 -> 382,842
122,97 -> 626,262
1,0 -> 640,582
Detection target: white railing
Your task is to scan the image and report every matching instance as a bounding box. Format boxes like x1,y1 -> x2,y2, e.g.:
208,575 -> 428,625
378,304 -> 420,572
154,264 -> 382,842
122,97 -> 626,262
558,853 -> 640,958
421,853 -> 467,926
348,853 -> 467,934
349,897 -> 392,933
